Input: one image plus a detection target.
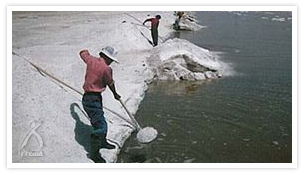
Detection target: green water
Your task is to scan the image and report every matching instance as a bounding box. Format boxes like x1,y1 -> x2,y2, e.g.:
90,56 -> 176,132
118,11 -> 292,163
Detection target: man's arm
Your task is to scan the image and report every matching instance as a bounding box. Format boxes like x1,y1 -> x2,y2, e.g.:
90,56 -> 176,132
104,67 -> 121,100
143,18 -> 152,25
108,83 -> 121,100
79,49 -> 90,63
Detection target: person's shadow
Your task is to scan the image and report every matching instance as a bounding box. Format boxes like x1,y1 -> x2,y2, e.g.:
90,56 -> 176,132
70,103 -> 93,159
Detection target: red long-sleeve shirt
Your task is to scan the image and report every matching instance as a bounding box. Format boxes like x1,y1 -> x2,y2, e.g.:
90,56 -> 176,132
80,50 -> 114,93
144,18 -> 160,30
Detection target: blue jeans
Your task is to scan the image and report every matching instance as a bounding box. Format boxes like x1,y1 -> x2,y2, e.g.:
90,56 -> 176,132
82,92 -> 107,135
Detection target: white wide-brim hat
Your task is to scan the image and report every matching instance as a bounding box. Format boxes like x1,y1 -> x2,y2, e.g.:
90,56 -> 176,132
101,46 -> 119,63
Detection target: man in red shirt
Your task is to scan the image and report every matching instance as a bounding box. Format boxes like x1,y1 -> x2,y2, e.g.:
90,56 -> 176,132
143,15 -> 161,47
80,46 -> 121,163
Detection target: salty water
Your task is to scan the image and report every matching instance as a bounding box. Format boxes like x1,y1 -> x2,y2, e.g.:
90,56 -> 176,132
118,11 -> 292,163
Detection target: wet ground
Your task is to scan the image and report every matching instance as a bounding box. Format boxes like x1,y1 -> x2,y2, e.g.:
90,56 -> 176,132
117,11 -> 292,163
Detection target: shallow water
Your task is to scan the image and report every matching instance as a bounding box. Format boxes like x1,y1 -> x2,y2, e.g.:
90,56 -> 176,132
117,11 -> 292,163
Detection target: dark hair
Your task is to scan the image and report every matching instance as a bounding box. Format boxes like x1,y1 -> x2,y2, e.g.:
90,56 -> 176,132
156,15 -> 161,19
99,52 -> 113,63
99,52 -> 112,60
99,52 -> 107,58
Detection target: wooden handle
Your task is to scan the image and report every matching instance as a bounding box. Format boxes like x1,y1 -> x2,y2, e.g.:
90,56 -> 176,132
119,99 -> 142,131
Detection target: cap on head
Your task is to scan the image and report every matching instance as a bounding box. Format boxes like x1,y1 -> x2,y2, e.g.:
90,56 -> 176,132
99,46 -> 119,63
156,15 -> 161,19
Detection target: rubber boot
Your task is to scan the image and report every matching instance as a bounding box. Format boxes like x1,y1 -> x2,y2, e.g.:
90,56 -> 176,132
101,133 -> 115,149
90,134 -> 106,163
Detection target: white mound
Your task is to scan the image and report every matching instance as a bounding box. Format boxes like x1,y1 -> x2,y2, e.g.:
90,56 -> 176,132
136,127 -> 158,143
147,38 -> 223,81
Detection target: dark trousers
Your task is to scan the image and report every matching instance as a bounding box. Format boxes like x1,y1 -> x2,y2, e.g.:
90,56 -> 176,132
151,28 -> 158,46
82,92 -> 107,135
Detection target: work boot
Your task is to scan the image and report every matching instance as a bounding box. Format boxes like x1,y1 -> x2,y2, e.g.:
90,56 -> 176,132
90,134 -> 106,163
101,133 -> 116,149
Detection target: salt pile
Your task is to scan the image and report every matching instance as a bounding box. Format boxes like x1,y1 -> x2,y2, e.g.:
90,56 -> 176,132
136,127 -> 158,143
147,38 -> 222,81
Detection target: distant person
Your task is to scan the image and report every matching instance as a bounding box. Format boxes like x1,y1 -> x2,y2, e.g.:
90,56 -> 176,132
143,14 -> 161,47
174,11 -> 184,30
79,46 -> 121,163
177,11 -> 184,19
